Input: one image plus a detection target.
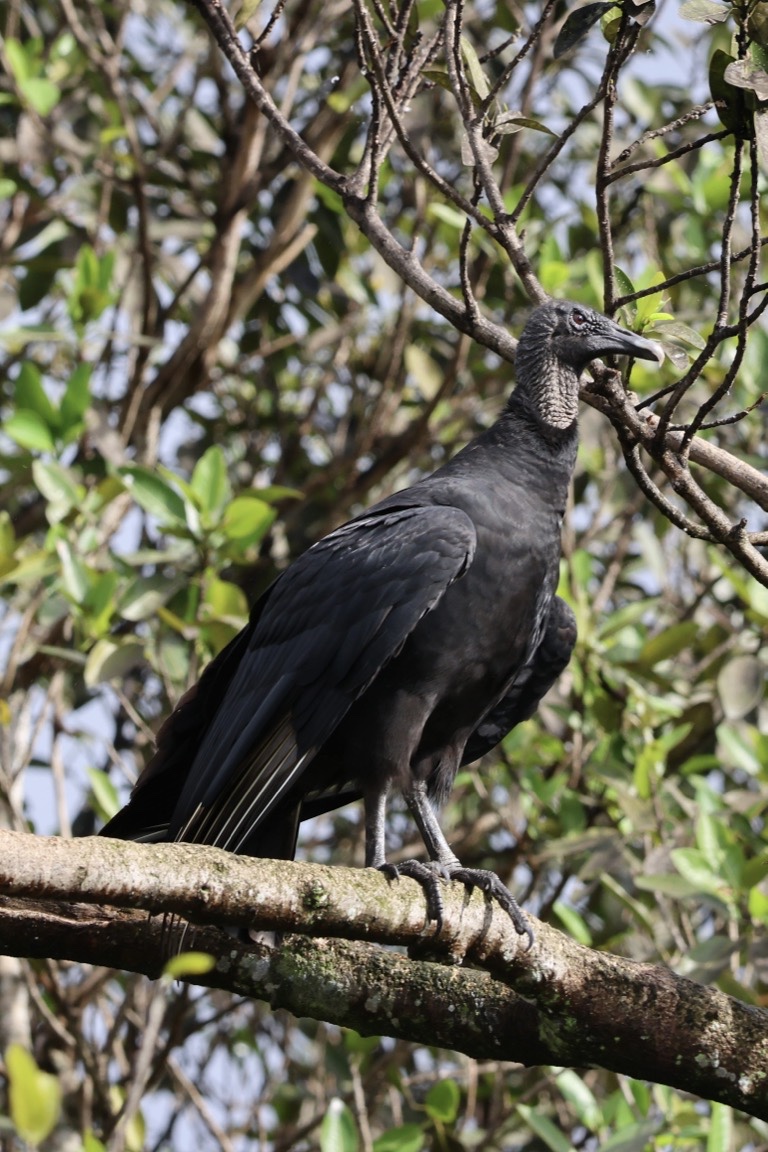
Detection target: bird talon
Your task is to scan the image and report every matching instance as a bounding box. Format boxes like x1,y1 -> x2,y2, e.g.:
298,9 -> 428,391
381,860 -> 449,929
449,867 -> 533,945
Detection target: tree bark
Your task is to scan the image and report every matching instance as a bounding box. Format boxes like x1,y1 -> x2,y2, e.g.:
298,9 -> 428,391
0,830 -> 766,1119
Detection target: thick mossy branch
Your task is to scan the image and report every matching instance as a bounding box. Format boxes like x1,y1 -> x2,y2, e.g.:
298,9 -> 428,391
0,831 -> 766,1118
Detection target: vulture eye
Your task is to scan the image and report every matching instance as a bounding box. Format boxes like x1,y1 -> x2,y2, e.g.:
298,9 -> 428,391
571,309 -> 586,327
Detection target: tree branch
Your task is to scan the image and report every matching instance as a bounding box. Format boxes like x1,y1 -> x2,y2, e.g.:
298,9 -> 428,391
1,830 -> 767,1119
184,0 -> 767,587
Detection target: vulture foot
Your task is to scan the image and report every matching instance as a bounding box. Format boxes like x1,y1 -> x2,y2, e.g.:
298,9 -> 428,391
448,867 -> 533,947
379,859 -> 532,946
377,860 -> 450,929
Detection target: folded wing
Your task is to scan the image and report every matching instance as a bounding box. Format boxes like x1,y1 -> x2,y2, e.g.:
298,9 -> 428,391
103,505 -> 477,855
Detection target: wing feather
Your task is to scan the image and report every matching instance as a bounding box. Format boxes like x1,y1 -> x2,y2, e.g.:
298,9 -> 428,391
461,595 -> 577,764
155,504 -> 476,852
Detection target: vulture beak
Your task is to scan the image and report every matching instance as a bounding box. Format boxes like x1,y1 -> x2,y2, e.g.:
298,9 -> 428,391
600,320 -> 665,366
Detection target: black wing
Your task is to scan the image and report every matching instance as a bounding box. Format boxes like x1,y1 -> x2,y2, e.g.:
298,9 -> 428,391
103,505 -> 476,853
100,621 -> 255,843
461,595 -> 576,765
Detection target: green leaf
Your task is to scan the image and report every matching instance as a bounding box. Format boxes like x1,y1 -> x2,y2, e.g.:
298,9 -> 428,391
6,1043 -> 62,1147
741,850 -> 768,889
614,266 -> 636,302
670,848 -> 723,894
423,68 -> 454,97
344,1029 -> 380,1056
69,246 -> 117,325
694,810 -> 723,867
32,460 -> 83,517
749,886 -> 768,922
707,1102 -> 733,1152
56,539 -> 91,603
637,622 -> 698,668
635,872 -> 704,897
118,575 -> 181,622
76,245 -> 99,288
0,548 -> 56,587
83,570 -> 119,633
724,59 -> 768,100
373,1125 -> 424,1152
554,3 -> 615,58
597,1118 -> 663,1151
83,1131 -> 107,1152
97,248 -> 116,292
424,1079 -> 460,1123
650,320 -> 706,350
0,511 -> 15,557
633,271 -> 666,326
117,466 -> 187,526
517,1103 -> 575,1152
221,495 -> 276,543
254,484 -> 303,503
601,6 -> 623,43
87,768 -> 120,822
4,409 -> 55,452
202,577 -> 248,621
154,633 -> 192,684
493,113 -> 555,136
684,936 -> 735,983
191,445 -> 231,517
108,1085 -> 145,1152
555,1069 -> 602,1131
84,638 -> 145,688
717,723 -> 762,775
21,76 -> 61,115
60,363 -> 92,429
5,39 -> 33,83
459,36 -> 490,102
404,344 -> 443,401
679,0 -> 730,22
553,901 -> 592,946
163,952 -> 216,979
717,655 -> 764,720
427,203 -> 469,230
235,0 -> 262,28
320,1098 -> 359,1152
710,50 -> 749,136
15,362 -> 58,427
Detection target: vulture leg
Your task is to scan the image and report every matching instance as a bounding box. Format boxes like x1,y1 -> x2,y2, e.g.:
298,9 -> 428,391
404,779 -> 533,945
364,781 -> 448,925
363,782 -> 390,869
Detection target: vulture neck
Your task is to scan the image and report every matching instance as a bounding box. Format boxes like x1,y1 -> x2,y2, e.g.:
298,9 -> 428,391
512,347 -> 581,432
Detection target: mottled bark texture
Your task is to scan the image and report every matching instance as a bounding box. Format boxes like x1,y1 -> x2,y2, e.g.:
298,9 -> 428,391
0,831 -> 766,1117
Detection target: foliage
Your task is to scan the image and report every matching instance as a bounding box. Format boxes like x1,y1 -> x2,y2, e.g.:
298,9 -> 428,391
0,0 -> 766,1147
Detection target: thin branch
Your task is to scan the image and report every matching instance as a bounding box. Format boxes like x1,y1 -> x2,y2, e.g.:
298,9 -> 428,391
611,102 -> 717,165
478,0 -> 558,114
607,128 -> 729,183
184,0 -> 767,579
615,236 -> 768,310
586,370 -> 768,581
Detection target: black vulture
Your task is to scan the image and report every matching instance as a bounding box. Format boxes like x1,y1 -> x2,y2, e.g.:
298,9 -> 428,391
102,300 -> 663,940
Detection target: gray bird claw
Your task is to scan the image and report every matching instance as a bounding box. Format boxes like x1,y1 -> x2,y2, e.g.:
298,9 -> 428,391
378,860 -> 450,930
449,867 -> 534,949
379,861 -> 533,947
